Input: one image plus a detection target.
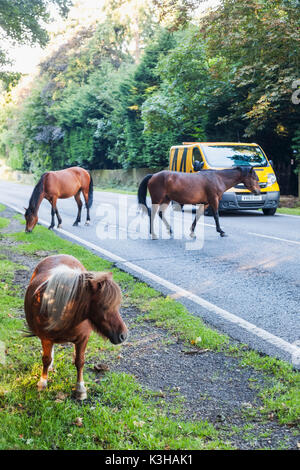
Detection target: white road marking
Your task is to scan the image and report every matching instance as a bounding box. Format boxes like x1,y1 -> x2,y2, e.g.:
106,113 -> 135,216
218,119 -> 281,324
276,213 -> 300,219
5,201 -> 300,365
249,232 -> 300,245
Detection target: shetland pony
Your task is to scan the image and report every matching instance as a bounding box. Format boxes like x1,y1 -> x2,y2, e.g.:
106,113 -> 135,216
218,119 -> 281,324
24,254 -> 127,400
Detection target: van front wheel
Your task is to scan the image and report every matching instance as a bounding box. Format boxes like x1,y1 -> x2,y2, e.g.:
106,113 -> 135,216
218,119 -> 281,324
262,208 -> 277,215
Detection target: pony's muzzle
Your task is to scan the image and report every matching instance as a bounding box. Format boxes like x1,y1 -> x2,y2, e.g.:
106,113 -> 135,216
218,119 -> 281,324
119,331 -> 127,343
111,330 -> 128,345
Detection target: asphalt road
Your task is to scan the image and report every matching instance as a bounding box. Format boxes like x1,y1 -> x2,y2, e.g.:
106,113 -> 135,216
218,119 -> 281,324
1,179 -> 299,368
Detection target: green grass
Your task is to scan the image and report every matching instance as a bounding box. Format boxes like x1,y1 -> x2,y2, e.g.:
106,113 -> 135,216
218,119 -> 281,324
7,224 -> 229,352
277,207 -> 300,216
0,252 -> 231,450
240,351 -> 300,425
0,208 -> 299,449
0,217 -> 9,229
94,186 -> 137,195
131,286 -> 228,350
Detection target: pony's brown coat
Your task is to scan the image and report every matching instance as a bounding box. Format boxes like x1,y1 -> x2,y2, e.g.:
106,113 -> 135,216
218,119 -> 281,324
25,254 -> 127,399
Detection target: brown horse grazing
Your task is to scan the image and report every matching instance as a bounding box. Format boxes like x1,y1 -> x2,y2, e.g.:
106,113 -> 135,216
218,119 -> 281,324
138,167 -> 261,239
24,167 -> 93,232
24,254 -> 127,400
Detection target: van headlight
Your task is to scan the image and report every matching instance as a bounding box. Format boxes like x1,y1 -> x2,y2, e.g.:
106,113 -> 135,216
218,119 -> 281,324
267,174 -> 276,186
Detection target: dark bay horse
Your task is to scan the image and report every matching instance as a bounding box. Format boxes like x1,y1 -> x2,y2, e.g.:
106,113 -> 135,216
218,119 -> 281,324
24,254 -> 127,400
138,167 -> 261,238
24,167 -> 93,232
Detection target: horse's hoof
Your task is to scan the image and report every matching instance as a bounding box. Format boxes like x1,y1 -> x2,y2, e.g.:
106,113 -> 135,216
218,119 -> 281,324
37,378 -> 47,391
190,231 -> 196,239
73,222 -> 79,227
85,221 -> 90,226
75,382 -> 87,398
57,224 -> 62,229
220,232 -> 227,237
48,226 -> 54,230
75,383 -> 87,400
151,234 -> 158,240
76,391 -> 87,400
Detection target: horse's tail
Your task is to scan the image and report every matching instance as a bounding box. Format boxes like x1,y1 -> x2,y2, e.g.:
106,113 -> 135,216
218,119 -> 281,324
87,173 -> 93,208
137,174 -> 153,216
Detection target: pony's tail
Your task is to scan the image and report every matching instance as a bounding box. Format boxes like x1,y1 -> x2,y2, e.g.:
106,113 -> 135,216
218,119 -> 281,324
137,174 -> 153,216
87,173 -> 93,209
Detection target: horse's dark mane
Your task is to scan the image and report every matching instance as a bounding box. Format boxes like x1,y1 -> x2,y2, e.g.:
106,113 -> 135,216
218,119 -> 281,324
27,173 -> 47,214
235,166 -> 253,176
218,166 -> 255,178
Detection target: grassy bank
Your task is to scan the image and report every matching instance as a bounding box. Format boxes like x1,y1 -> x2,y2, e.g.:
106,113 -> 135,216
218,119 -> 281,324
277,207 -> 300,216
0,206 -> 299,450
94,185 -> 137,195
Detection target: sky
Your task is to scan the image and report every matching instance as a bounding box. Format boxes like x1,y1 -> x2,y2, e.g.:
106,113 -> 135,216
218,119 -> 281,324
5,0 -> 220,74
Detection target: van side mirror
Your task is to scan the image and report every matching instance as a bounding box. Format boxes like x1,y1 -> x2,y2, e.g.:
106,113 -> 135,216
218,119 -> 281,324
194,160 -> 204,171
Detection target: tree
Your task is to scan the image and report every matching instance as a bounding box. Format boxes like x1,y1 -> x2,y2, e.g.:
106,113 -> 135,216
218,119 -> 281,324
141,27 -> 208,150
112,28 -> 176,168
201,0 -> 300,146
0,0 -> 71,73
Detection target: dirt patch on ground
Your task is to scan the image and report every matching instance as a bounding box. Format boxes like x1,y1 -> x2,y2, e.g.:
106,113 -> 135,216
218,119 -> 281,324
279,195 -> 300,208
0,206 -> 299,450
93,307 -> 299,450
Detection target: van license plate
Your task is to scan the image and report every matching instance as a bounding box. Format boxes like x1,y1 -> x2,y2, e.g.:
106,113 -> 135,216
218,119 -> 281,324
241,195 -> 262,201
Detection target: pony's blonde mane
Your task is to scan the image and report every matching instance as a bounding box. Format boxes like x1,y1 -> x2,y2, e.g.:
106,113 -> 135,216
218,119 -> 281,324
36,266 -> 121,332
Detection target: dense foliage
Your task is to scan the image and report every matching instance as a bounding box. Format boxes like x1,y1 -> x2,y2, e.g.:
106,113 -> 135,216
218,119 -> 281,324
0,0 -> 71,73
0,0 -> 299,191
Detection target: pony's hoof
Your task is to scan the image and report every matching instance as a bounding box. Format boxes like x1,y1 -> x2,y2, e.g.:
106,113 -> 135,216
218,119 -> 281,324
76,391 -> 87,400
57,224 -> 62,229
190,231 -> 196,239
85,221 -> 90,226
37,378 -> 47,391
75,382 -> 87,400
48,226 -> 54,230
220,232 -> 227,237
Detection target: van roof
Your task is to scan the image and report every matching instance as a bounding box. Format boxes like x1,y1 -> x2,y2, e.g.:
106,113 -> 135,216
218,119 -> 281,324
181,142 -> 257,146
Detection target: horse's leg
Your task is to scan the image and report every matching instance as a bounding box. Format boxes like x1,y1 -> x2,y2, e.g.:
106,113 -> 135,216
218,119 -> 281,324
73,191 -> 83,227
210,198 -> 226,237
54,203 -> 62,228
150,203 -> 160,240
82,189 -> 90,225
49,197 -> 62,229
74,338 -> 89,400
158,201 -> 172,237
48,202 -> 55,230
190,204 -> 207,238
37,339 -> 54,391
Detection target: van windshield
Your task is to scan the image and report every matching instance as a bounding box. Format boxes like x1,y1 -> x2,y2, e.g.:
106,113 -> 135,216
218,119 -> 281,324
200,144 -> 268,168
